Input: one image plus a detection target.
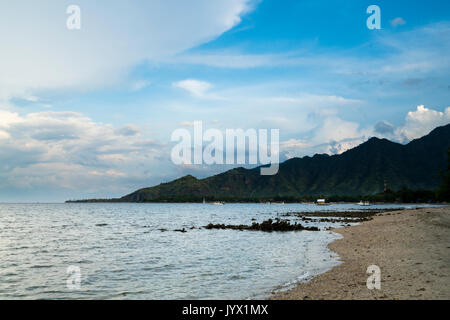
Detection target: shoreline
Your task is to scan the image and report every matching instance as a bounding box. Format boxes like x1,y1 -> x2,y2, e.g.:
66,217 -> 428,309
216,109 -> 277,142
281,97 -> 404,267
270,206 -> 450,300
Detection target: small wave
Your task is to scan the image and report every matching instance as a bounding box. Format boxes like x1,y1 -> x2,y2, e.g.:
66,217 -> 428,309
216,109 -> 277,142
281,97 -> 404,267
29,264 -> 53,269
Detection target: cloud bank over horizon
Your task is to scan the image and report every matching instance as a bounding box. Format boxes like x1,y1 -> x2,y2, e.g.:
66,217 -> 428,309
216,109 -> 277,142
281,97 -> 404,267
0,105 -> 448,202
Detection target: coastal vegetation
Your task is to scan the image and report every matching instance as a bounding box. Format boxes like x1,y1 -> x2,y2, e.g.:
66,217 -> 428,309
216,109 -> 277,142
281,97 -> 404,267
437,148 -> 450,201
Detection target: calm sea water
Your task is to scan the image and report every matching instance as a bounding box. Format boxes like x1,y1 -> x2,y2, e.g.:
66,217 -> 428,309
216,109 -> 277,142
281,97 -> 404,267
0,203 -> 432,300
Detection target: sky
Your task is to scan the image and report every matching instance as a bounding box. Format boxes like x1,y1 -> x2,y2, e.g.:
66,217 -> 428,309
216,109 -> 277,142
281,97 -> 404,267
0,0 -> 449,202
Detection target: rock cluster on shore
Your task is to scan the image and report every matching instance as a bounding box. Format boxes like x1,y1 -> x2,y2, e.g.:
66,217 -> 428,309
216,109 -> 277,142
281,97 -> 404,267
203,218 -> 319,232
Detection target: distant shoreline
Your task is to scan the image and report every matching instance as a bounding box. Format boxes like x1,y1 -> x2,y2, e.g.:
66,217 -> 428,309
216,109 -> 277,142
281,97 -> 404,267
65,199 -> 446,205
270,206 -> 450,300
3,201 -> 445,205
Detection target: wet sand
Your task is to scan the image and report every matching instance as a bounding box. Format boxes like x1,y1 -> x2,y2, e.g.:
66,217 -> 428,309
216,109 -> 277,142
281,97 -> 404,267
271,206 -> 450,300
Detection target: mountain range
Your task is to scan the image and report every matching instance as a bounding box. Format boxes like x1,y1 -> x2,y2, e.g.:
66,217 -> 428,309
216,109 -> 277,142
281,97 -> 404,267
70,124 -> 450,202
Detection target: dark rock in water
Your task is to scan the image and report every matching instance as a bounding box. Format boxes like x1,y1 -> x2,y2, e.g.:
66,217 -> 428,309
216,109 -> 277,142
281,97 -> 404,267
203,218 -> 319,232
160,227 -> 191,232
95,223 -> 108,227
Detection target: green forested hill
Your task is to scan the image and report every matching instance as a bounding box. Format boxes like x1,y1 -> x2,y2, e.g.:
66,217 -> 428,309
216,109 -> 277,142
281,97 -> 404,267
82,124 -> 450,202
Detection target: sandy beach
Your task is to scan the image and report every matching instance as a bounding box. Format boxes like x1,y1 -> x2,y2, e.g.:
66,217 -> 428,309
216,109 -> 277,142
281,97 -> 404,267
271,206 -> 450,300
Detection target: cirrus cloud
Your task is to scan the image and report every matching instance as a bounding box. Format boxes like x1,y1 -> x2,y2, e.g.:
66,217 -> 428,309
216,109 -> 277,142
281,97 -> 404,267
0,0 -> 255,100
173,79 -> 214,98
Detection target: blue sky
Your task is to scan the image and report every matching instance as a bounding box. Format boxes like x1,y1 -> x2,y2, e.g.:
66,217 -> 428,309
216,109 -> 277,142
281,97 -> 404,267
0,0 -> 449,202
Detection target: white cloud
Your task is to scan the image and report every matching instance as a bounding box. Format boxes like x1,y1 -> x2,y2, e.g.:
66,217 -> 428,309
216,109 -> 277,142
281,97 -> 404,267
179,121 -> 197,127
0,0 -> 255,100
24,96 -> 39,102
163,52 -> 293,68
396,105 -> 450,141
173,79 -> 214,98
311,117 -> 363,143
89,169 -> 127,178
280,139 -> 309,149
0,130 -> 10,140
0,110 -> 22,128
263,94 -> 361,107
280,105 -> 450,159
279,115 -> 372,159
0,110 -> 169,194
130,80 -> 152,92
391,17 -> 406,27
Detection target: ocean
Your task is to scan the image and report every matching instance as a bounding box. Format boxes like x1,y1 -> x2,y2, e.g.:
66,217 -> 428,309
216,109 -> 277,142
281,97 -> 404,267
0,203 -> 431,299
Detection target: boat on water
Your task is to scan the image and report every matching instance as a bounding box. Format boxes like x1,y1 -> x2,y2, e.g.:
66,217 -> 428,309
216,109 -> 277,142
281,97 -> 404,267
358,200 -> 371,206
316,199 -> 326,206
212,201 -> 225,205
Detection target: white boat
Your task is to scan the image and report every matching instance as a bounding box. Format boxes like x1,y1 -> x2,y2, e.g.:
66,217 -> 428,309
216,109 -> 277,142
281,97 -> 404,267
358,201 -> 371,206
316,199 -> 326,205
212,201 -> 225,205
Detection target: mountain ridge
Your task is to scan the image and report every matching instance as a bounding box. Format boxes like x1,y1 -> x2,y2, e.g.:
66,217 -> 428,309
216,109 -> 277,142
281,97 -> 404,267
69,124 -> 450,202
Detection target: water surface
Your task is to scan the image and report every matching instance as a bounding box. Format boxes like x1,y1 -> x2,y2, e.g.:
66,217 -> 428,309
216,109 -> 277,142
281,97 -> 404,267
0,203 -> 433,299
